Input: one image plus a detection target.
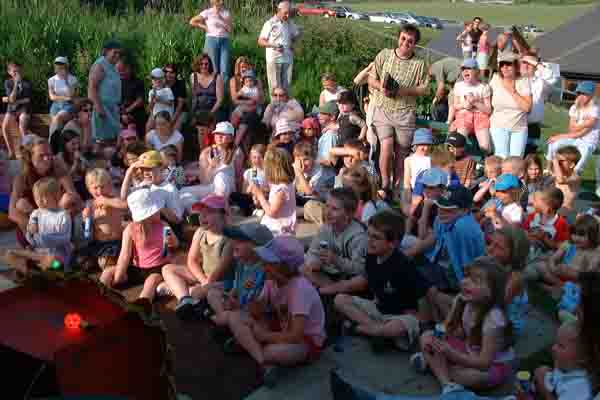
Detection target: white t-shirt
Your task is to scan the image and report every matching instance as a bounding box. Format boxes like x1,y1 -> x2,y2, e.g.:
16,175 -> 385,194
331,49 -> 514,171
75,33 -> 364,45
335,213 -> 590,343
199,8 -> 231,38
259,16 -> 300,64
406,154 -> 431,189
148,87 -> 175,117
48,74 -> 79,98
261,183 -> 297,236
490,75 -> 532,133
568,103 -> 600,146
146,129 -> 184,151
320,86 -> 345,104
151,182 -> 184,220
528,76 -> 550,124
453,81 -> 491,105
501,202 -> 524,225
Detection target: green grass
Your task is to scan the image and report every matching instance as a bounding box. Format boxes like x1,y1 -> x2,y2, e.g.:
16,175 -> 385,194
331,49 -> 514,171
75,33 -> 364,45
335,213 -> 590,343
345,0 -> 595,30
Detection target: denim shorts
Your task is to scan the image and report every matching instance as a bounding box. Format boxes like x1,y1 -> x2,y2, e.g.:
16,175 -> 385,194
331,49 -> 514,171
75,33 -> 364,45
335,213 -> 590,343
50,101 -> 75,116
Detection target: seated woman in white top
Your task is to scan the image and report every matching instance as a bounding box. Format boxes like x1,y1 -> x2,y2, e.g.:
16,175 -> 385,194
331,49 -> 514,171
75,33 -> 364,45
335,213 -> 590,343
48,57 -> 79,135
319,72 -> 345,107
145,111 -> 184,163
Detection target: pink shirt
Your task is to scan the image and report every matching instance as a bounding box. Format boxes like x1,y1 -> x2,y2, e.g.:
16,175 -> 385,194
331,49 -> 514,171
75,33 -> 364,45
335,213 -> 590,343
478,35 -> 489,54
261,182 -> 297,236
261,277 -> 326,347
131,221 -> 169,269
199,8 -> 231,38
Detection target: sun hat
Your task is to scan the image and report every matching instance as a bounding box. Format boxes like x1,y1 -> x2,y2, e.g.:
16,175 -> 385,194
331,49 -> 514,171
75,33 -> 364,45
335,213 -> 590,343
446,132 -> 467,148
498,52 -> 517,64
241,69 -> 257,80
520,55 -> 539,67
412,128 -> 433,146
494,173 -> 520,191
274,119 -> 296,137
319,100 -> 338,115
461,58 -> 478,70
421,168 -> 449,187
191,194 -> 227,214
223,223 -> 274,246
127,188 -> 164,222
150,68 -> 165,79
120,128 -> 137,139
254,236 -> 305,271
302,117 -> 320,130
54,56 -> 69,65
434,186 -> 473,209
575,81 -> 596,96
138,150 -> 163,169
213,121 -> 235,136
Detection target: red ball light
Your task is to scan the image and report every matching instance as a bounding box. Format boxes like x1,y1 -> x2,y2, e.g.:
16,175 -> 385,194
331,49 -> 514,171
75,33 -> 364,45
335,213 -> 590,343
64,313 -> 82,329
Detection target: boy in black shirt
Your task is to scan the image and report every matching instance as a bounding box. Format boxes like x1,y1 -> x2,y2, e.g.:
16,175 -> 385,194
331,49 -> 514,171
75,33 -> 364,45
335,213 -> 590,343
2,61 -> 32,158
332,209 -> 431,350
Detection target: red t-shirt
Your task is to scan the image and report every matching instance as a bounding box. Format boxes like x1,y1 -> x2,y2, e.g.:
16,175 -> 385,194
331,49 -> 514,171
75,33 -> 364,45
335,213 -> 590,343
522,213 -> 570,243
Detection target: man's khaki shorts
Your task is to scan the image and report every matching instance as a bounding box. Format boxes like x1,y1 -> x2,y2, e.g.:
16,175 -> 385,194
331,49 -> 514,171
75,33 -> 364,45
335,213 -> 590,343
371,106 -> 416,152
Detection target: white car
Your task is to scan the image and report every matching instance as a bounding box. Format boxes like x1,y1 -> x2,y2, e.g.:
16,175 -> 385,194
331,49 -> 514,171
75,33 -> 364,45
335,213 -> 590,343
368,12 -> 393,23
390,12 -> 420,25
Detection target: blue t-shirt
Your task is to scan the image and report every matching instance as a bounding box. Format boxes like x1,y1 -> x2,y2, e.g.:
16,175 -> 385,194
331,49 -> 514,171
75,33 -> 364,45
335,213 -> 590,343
223,261 -> 266,307
413,170 -> 462,196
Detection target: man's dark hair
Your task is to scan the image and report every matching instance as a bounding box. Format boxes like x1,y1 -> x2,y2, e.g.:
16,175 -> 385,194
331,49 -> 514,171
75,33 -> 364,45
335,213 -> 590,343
473,17 -> 482,22
337,90 -> 356,105
398,24 -> 421,44
369,209 -> 405,242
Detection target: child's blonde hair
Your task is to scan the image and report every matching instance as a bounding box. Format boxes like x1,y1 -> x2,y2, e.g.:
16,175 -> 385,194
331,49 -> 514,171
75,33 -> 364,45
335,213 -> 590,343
445,256 -> 512,347
484,155 -> 502,176
33,177 -> 60,201
264,147 -> 295,184
430,146 -> 454,168
503,156 -> 525,178
248,143 -> 267,168
85,168 -> 112,188
556,145 -> 582,166
293,141 -> 314,159
538,187 -> 564,212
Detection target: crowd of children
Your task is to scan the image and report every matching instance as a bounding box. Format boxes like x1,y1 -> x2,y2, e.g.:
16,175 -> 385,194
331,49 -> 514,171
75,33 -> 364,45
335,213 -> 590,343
2,17 -> 600,399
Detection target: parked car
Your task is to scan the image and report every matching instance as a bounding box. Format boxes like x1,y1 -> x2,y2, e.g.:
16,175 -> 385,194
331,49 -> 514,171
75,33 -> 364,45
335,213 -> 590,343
414,16 -> 443,29
368,12 -> 393,24
331,6 -> 368,20
296,3 -> 336,18
427,17 -> 444,29
389,12 -> 421,26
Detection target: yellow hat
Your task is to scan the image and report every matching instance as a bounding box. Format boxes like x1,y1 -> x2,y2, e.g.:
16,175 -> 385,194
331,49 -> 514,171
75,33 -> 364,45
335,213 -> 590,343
138,150 -> 163,168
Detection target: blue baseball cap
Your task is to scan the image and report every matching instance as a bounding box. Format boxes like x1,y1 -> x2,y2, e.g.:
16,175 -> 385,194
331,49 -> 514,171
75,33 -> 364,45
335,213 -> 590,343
461,58 -> 479,70
412,128 -> 433,146
576,81 -> 596,96
494,173 -> 520,191
421,167 -> 449,187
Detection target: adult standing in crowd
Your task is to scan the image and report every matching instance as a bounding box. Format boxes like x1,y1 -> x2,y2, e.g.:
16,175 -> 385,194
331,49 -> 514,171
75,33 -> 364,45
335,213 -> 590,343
368,24 -> 429,199
258,1 -> 300,93
469,17 -> 483,54
88,40 -> 122,144
429,57 -> 461,123
189,0 -> 232,85
521,55 -> 552,155
262,86 -> 304,134
164,63 -> 188,132
489,53 -> 532,158
190,54 -> 224,118
117,59 -> 146,138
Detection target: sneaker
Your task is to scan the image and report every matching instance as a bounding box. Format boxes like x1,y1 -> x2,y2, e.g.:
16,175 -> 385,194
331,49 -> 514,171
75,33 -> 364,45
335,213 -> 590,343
262,365 -> 281,388
175,296 -> 196,320
155,282 -> 173,298
409,352 -> 428,374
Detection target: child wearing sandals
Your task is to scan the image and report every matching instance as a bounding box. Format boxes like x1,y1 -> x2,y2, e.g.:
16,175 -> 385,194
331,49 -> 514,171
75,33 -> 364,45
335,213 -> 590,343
226,236 -> 326,387
412,257 -> 515,392
99,188 -> 178,304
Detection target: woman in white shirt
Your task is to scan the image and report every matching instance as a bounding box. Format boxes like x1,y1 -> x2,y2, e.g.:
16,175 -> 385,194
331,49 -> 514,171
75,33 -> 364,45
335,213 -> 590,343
189,0 -> 232,83
546,81 -> 599,174
48,57 -> 79,135
145,111 -> 184,163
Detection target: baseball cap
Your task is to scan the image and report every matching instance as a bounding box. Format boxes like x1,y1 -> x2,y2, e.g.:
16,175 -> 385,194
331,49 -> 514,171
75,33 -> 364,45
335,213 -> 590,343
446,133 -> 467,148
498,53 -> 517,64
434,186 -> 473,209
319,100 -> 338,115
275,119 -> 295,137
302,117 -> 320,130
120,128 -> 137,139
461,58 -> 478,70
254,236 -> 305,271
412,128 -> 433,146
223,223 -> 274,246
191,194 -> 227,214
213,121 -> 235,136
54,56 -> 69,65
494,173 -> 520,191
138,150 -> 163,168
150,68 -> 165,79
241,69 -> 256,80
421,168 -> 449,187
576,81 -> 596,96
127,188 -> 164,222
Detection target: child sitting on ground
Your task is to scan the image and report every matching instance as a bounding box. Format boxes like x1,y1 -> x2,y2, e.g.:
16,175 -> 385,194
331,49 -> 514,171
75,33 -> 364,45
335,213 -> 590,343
446,133 -> 476,188
100,188 -> 178,305
502,156 -> 529,211
524,154 -> 552,209
78,168 -> 128,271
403,128 -> 433,193
226,236 -> 326,387
316,101 -> 340,178
293,141 -> 334,206
4,177 -> 72,273
329,139 -> 378,187
534,321 -> 593,400
413,258 -> 515,391
160,145 -> 185,189
230,144 -> 267,217
336,90 -> 366,144
482,173 -> 524,232
319,72 -> 345,107
206,223 -> 273,329
193,111 -> 216,150
300,116 -> 320,153
331,210 -> 431,352
473,155 -> 502,207
551,145 -> 581,212
146,68 -> 174,133
161,195 -> 233,319
271,118 -> 296,156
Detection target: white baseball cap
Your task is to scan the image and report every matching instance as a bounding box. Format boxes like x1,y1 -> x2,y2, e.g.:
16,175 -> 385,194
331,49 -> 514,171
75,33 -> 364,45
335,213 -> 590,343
213,121 -> 235,136
150,68 -> 165,79
127,188 -> 164,222
54,56 -> 69,65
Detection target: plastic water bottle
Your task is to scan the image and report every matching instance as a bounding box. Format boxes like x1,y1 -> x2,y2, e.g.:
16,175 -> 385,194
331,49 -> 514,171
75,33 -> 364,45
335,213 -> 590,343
161,226 -> 171,258
515,371 -> 534,400
83,201 -> 93,241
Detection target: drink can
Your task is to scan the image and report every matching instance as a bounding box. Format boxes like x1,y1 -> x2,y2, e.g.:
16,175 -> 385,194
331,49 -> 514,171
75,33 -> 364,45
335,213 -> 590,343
516,370 -> 531,393
433,323 -> 446,339
162,226 -> 171,258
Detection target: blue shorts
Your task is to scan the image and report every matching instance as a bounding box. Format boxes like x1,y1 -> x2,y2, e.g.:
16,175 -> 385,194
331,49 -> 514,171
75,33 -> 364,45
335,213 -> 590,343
0,193 -> 9,213
50,101 -> 75,116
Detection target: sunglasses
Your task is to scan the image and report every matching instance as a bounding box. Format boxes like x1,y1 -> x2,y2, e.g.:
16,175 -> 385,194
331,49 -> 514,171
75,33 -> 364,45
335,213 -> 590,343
499,61 -> 514,67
